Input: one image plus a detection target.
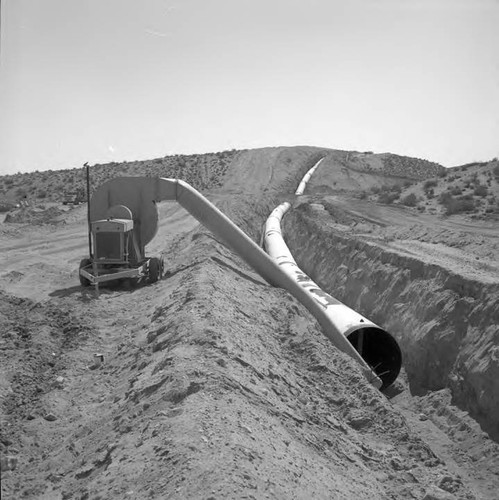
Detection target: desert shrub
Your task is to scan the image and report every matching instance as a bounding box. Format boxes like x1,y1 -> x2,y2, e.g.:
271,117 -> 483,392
450,186 -> 462,195
493,165 -> 499,178
401,193 -> 417,207
438,192 -> 452,205
417,205 -> 425,212
448,198 -> 475,214
378,192 -> 399,204
371,186 -> 381,194
4,178 -> 14,186
438,169 -> 448,178
426,188 -> 435,199
358,191 -> 368,200
474,184 -> 488,197
15,187 -> 27,198
37,190 -> 47,199
423,179 -> 438,191
439,192 -> 475,215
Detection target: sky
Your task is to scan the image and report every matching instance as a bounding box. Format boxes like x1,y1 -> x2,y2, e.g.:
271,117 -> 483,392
0,0 -> 498,175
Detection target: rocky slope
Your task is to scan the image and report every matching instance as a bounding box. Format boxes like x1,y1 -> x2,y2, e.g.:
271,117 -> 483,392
0,150 -> 240,205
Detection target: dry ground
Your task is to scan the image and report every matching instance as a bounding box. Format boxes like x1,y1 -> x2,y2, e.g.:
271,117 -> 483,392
1,147 -> 498,499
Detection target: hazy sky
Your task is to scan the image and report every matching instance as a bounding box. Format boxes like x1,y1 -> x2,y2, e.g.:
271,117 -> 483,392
1,0 -> 498,174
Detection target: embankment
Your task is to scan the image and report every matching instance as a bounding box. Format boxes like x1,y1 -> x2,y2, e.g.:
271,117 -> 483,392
283,202 -> 499,441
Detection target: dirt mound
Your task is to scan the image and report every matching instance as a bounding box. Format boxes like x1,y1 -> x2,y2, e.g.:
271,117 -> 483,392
299,152 -> 441,200
0,290 -> 91,481
4,206 -> 66,225
1,232 -> 489,499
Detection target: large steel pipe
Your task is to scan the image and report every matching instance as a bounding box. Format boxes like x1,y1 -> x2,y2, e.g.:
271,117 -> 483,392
90,176 -> 383,389
264,174 -> 402,389
295,158 -> 324,195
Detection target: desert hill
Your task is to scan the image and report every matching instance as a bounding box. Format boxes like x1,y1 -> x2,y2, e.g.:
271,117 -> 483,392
0,148 -> 444,204
1,146 -> 498,499
0,149 -> 241,207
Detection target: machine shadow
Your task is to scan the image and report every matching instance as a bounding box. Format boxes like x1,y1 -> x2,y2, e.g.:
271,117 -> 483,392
49,281 -> 144,299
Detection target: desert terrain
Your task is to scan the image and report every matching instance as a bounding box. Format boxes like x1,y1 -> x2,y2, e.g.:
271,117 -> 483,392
1,146 -> 498,499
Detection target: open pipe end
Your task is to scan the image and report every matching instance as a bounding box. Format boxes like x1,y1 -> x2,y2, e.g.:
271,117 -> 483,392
347,327 -> 402,390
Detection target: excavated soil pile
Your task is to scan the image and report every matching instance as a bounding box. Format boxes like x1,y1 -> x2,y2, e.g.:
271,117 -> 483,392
4,206 -> 66,225
1,146 -> 498,499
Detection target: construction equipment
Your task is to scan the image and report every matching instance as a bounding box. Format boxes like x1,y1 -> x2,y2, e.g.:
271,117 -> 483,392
62,189 -> 84,205
78,204 -> 163,288
78,168 -> 164,289
264,201 -> 401,390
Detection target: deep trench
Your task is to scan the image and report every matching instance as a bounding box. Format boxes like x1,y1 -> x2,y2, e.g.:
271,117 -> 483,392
280,204 -> 499,442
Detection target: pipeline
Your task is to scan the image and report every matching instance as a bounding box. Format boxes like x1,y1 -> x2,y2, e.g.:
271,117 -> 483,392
295,158 -> 324,195
90,176 -> 384,388
263,159 -> 402,389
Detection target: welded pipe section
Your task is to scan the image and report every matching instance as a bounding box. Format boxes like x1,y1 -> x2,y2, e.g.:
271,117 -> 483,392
264,183 -> 401,389
172,181 -> 382,388
295,157 -> 324,195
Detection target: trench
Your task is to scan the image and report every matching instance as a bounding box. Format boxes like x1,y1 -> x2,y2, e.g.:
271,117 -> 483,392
282,202 -> 499,442
263,198 -> 402,391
